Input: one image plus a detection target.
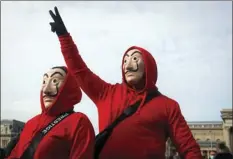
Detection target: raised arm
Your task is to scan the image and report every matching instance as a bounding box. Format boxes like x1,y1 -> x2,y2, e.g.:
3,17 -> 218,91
167,101 -> 202,159
49,7 -> 112,104
70,113 -> 95,159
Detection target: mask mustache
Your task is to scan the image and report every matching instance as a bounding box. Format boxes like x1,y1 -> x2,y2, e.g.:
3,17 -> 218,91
125,63 -> 139,74
43,94 -> 57,98
43,85 -> 59,98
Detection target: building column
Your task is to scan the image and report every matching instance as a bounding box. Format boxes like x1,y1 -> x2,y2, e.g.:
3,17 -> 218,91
223,126 -> 231,149
230,127 -> 233,152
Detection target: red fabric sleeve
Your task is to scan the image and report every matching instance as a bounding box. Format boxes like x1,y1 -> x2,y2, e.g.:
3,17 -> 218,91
70,114 -> 95,159
58,34 -> 111,104
167,101 -> 202,159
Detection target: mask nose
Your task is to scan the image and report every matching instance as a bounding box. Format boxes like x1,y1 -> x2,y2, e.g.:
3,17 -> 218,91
125,58 -> 134,72
43,82 -> 53,96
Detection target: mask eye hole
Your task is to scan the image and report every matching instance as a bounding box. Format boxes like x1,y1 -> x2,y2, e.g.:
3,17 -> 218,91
52,78 -> 58,84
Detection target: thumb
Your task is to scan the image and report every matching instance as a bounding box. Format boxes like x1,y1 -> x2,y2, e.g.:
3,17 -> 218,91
49,22 -> 56,32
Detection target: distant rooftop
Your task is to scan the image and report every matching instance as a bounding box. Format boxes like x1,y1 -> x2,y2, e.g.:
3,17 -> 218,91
1,119 -> 25,125
1,119 -> 14,124
221,109 -> 232,112
187,121 -> 222,124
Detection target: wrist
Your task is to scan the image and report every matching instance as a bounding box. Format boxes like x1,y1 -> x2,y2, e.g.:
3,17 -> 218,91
58,32 -> 70,38
56,27 -> 68,36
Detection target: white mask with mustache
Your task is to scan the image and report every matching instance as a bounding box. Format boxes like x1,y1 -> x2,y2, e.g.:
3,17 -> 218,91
123,49 -> 145,86
42,68 -> 66,108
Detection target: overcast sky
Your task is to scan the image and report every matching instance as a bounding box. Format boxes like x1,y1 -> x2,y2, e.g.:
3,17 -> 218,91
1,1 -> 232,133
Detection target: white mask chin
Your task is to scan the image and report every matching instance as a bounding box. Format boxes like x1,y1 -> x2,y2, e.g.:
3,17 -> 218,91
44,101 -> 54,109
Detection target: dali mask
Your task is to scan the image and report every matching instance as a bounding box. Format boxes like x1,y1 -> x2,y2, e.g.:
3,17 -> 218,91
123,49 -> 145,87
41,67 -> 67,109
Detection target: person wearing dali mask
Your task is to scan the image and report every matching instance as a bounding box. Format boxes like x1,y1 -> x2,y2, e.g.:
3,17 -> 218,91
6,66 -> 95,159
48,6 -> 203,159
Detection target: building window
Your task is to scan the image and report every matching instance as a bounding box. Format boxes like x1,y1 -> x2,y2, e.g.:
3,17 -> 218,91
5,127 -> 8,134
2,139 -> 9,148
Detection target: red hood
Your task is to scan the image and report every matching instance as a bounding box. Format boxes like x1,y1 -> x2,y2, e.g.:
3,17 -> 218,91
121,46 -> 158,92
40,67 -> 82,116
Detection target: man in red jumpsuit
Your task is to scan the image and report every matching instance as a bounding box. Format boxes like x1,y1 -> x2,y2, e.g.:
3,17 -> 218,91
6,66 -> 95,159
49,7 -> 202,159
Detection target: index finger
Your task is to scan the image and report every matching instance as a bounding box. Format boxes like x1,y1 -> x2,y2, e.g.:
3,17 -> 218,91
54,6 -> 60,17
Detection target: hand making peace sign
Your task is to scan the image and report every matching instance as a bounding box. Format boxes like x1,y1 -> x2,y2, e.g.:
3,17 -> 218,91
49,6 -> 68,36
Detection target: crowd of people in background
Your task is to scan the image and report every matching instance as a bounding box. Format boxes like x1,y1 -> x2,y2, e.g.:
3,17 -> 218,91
167,141 -> 233,159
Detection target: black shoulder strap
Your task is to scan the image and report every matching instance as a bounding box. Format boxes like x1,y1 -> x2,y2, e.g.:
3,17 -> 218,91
20,111 -> 74,159
108,90 -> 161,131
95,90 -> 161,158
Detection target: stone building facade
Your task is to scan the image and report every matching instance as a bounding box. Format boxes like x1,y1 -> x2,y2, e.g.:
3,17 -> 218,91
0,119 -> 25,148
166,108 -> 232,158
188,121 -> 224,157
220,109 -> 233,152
189,108 -> 232,157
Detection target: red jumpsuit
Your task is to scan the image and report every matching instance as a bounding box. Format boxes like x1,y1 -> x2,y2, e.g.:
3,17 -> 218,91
7,68 -> 95,159
59,34 -> 203,159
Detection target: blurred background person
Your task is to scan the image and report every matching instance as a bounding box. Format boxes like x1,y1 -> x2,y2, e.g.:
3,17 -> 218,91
214,142 -> 232,159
